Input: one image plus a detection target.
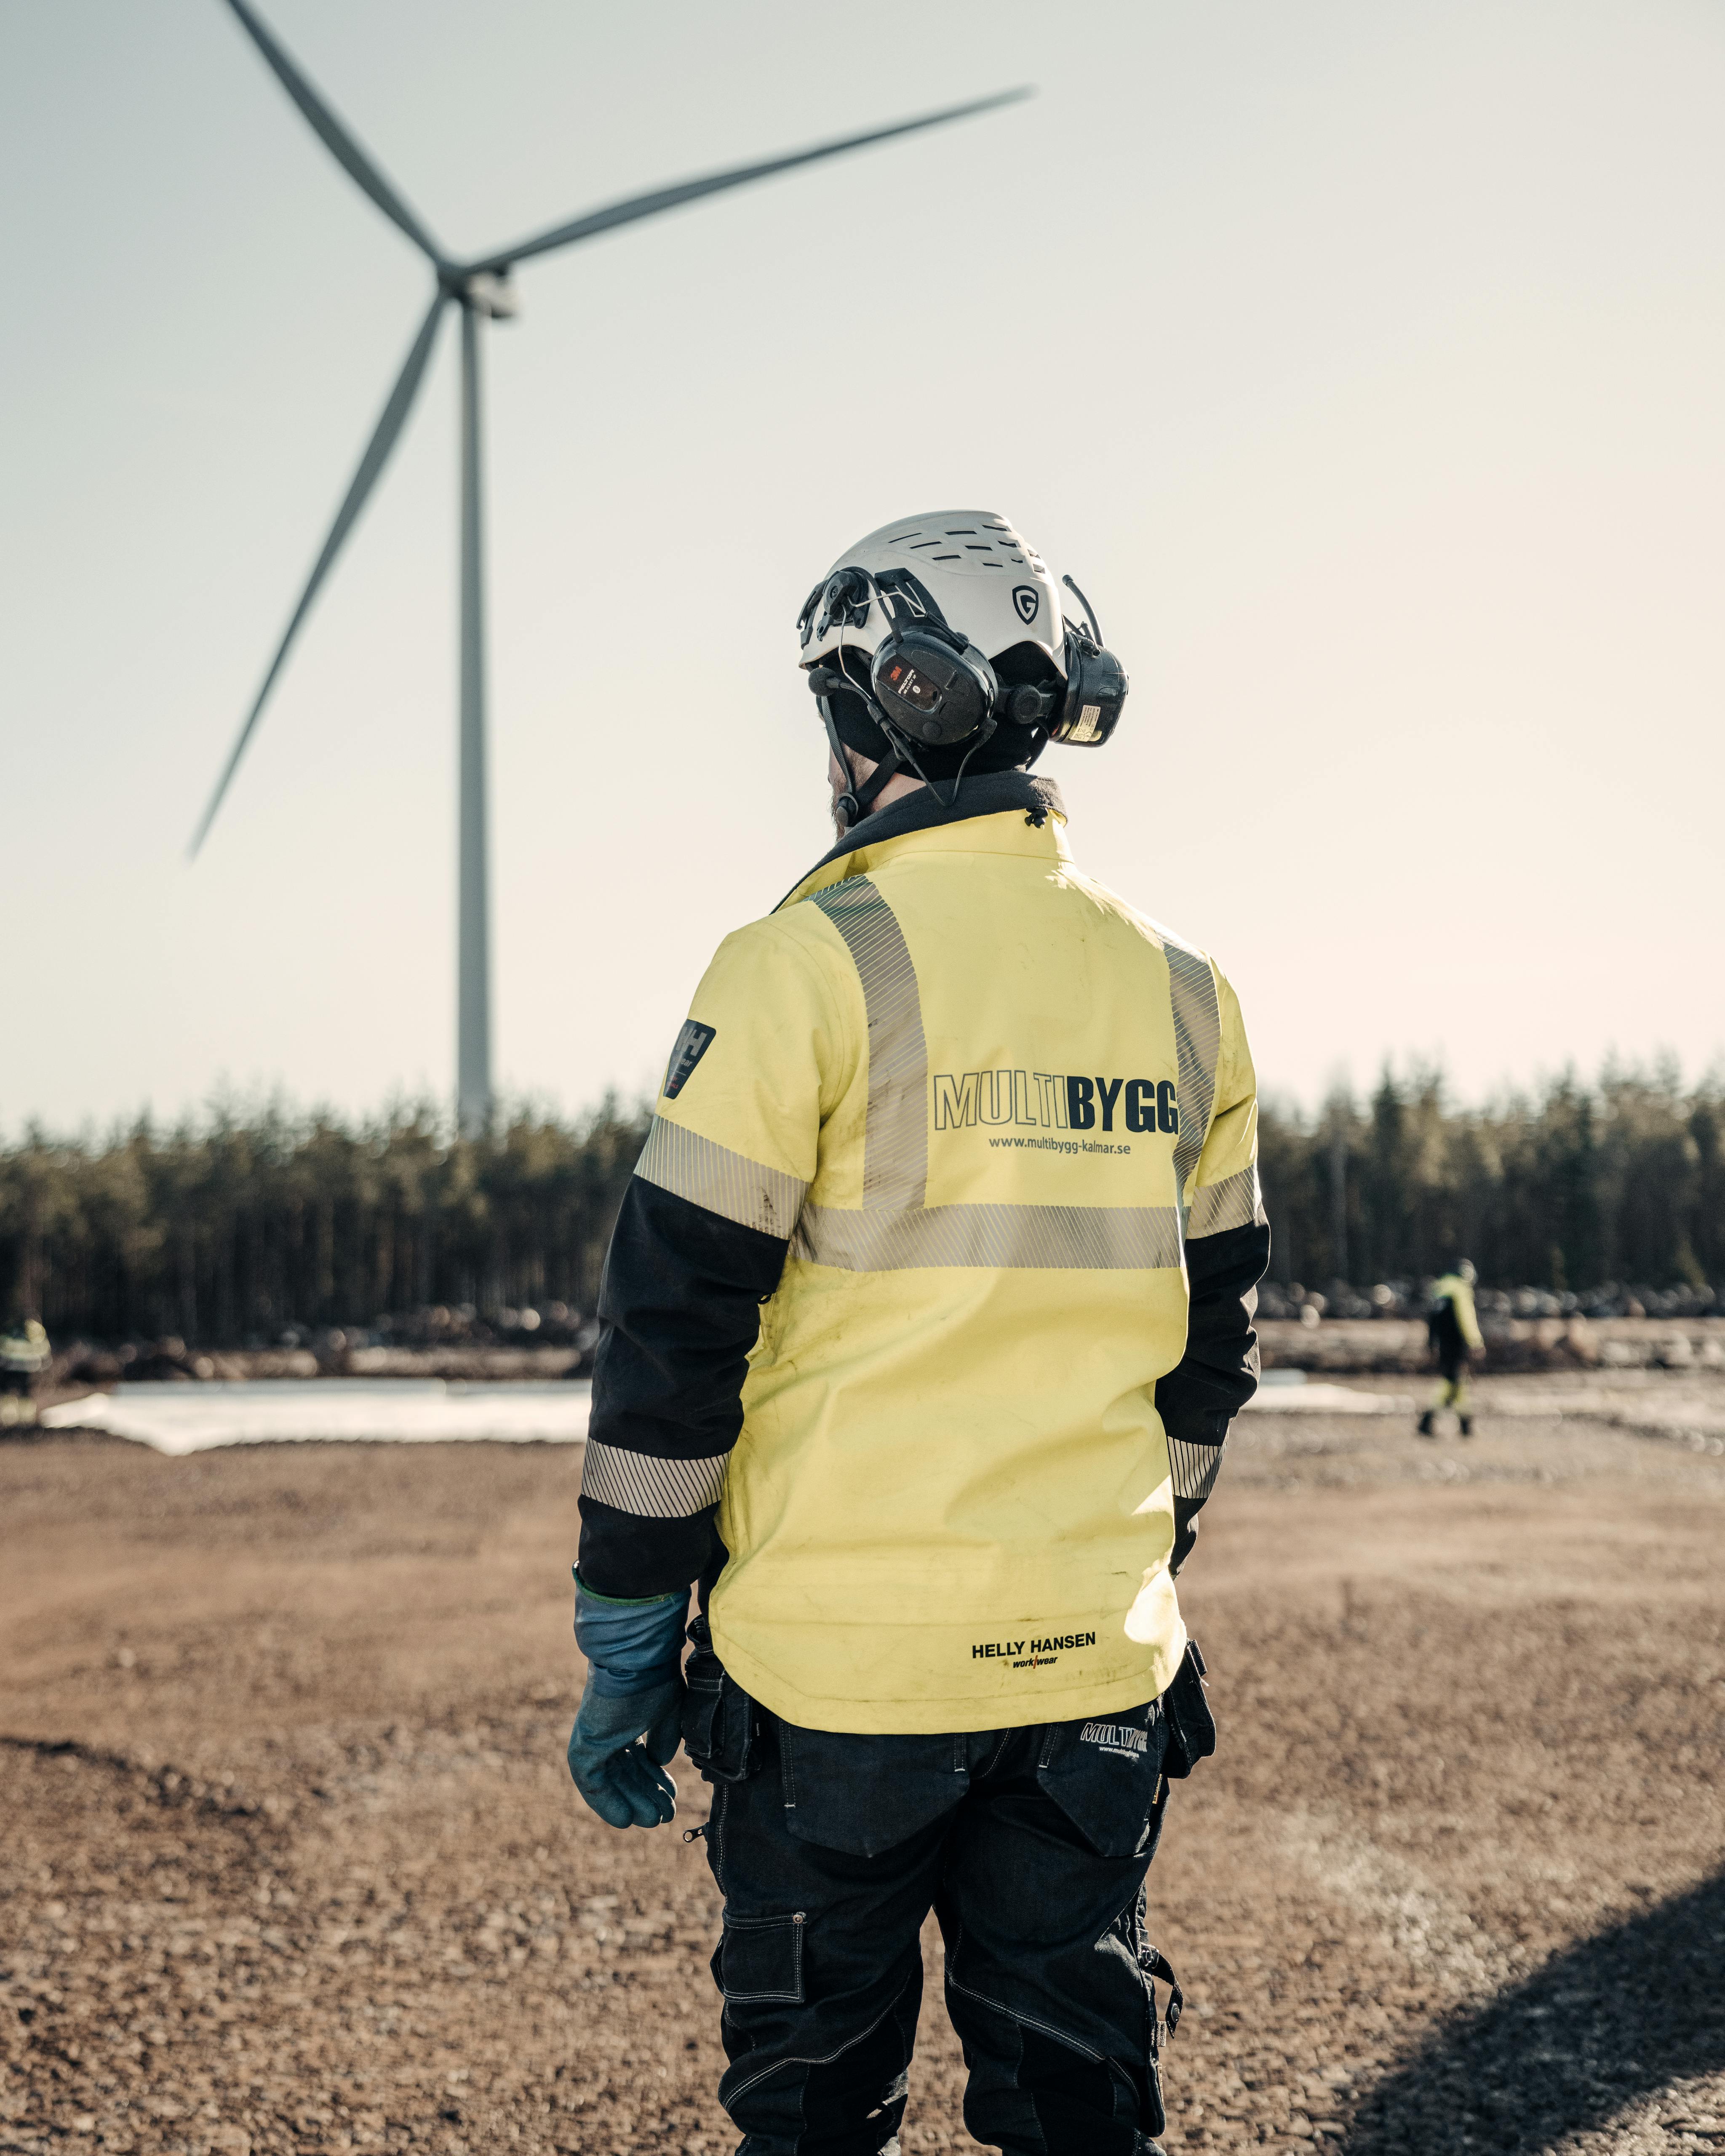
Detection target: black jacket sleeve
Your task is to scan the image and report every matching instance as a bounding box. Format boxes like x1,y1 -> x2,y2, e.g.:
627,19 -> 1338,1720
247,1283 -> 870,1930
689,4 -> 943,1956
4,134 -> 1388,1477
576,1177 -> 788,1600
1155,1218 -> 1271,1573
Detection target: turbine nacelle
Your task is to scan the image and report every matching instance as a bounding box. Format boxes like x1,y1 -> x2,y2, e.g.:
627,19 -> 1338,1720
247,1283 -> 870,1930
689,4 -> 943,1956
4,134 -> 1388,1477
451,269 -> 519,321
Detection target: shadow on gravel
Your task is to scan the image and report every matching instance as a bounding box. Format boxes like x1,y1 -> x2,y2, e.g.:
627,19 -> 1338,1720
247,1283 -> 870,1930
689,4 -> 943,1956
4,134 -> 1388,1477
1343,1869 -> 1725,2153
0,1732 -> 277,1832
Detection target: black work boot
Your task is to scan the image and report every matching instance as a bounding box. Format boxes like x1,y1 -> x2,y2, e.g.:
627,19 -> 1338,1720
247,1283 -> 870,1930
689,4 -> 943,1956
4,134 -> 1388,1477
1416,1410 -> 1437,1438
1458,1415 -> 1474,1437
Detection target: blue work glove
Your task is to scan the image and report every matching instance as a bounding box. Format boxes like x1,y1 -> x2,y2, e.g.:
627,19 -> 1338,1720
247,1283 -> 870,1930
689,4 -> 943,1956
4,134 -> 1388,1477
567,1573 -> 689,1830
567,1681 -> 683,1828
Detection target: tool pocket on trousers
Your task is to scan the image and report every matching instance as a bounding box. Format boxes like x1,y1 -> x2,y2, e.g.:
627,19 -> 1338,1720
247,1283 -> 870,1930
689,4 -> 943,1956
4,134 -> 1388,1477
1036,1697 -> 1169,1860
1162,1639 -> 1216,1781
778,1723 -> 968,1858
716,1911 -> 805,2005
681,1626 -> 756,1784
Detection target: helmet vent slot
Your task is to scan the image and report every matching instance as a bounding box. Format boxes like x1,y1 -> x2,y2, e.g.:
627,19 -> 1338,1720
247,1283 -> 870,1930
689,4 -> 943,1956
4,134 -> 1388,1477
889,520 -> 1042,574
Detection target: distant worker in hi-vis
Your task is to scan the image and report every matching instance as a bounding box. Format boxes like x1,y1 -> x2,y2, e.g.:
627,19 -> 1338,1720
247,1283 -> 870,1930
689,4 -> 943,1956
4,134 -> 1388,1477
1420,1261 -> 1484,1437
564,512 -> 1270,2155
0,1312 -> 49,1428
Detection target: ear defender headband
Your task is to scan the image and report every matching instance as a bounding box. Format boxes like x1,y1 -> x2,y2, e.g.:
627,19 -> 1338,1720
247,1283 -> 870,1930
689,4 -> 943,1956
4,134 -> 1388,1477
864,570 -> 1002,748
796,564 -> 1130,830
803,567 -> 1000,744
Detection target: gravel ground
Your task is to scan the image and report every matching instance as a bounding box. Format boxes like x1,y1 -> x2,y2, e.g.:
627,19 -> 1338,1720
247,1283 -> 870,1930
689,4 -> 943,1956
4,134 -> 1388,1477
2,1376 -> 1722,2156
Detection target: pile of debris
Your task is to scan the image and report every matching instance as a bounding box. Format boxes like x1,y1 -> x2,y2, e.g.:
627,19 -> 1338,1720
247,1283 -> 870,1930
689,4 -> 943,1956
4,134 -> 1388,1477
1258,1279 -> 1722,1325
37,1305 -> 604,1399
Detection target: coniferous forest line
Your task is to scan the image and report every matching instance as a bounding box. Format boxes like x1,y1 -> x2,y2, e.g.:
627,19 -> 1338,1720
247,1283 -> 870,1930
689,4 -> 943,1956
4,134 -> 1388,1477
1,1063 -> 1722,1345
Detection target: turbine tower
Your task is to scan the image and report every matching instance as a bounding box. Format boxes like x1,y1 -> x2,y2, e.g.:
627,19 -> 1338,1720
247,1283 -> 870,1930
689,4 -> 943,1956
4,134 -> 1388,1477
192,0 -> 1027,1134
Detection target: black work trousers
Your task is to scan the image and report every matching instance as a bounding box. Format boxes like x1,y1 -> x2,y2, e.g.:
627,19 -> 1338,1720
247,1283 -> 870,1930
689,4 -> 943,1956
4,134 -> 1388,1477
681,1643 -> 1178,2156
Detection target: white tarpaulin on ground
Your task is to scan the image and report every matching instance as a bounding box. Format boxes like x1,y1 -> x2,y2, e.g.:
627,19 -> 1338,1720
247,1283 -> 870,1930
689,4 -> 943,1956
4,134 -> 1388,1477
41,1379 -> 593,1456
1244,1380 -> 1415,1414
39,1373 -> 1423,1457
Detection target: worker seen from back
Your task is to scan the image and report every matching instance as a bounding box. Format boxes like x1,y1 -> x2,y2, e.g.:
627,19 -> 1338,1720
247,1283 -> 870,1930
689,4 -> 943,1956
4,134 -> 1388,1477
1420,1259 -> 1484,1437
564,512 -> 1271,2156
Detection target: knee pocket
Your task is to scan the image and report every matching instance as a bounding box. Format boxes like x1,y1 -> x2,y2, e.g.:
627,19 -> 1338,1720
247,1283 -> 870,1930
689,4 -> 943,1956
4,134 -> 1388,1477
952,1989 -> 1165,2148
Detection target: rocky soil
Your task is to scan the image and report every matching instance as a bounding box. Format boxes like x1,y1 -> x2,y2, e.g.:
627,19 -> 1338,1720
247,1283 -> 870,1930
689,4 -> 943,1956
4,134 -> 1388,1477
3,1376 -> 1722,2155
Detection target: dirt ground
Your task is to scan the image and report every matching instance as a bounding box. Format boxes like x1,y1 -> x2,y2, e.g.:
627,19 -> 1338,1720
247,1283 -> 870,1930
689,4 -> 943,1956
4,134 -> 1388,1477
3,1375 -> 1722,2156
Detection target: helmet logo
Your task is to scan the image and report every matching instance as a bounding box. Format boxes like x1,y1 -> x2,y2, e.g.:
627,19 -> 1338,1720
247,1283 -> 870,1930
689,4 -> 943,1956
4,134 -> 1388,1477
1012,585 -> 1039,624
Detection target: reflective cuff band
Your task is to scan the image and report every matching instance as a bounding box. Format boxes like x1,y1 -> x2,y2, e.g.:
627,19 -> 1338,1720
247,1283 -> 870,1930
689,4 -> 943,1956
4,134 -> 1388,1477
1186,1167 -> 1267,1239
582,1440 -> 729,1519
635,1116 -> 807,1239
1166,1436 -> 1226,1504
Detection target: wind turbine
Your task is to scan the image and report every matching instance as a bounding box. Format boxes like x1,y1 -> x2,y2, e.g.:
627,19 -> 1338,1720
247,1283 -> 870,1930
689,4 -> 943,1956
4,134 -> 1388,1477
191,0 -> 1028,1133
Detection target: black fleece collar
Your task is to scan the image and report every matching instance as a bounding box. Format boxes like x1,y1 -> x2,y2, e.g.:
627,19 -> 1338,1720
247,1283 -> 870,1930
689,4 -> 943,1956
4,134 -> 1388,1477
780,770 -> 1068,908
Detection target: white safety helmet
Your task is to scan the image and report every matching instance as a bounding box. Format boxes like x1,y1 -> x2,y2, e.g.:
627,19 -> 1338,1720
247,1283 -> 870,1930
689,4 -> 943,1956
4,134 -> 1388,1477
796,509 -> 1129,830
797,511 -> 1068,674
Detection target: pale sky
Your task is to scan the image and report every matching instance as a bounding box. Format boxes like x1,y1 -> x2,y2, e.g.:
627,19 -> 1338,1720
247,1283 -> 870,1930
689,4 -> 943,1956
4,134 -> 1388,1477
5,0 -> 1722,1134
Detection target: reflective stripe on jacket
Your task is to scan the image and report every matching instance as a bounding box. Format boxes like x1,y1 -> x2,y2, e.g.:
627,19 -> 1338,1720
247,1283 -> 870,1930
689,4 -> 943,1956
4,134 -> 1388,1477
579,774 -> 1268,1734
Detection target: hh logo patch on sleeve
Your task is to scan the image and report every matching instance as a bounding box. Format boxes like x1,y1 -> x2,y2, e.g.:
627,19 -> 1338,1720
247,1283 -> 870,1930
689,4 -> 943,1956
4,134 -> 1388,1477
663,1020 -> 717,1100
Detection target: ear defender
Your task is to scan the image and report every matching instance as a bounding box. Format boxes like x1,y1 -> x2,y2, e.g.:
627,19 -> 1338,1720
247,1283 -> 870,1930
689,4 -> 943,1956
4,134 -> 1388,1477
1047,575 -> 1129,746
870,626 -> 1000,747
1047,631 -> 1128,745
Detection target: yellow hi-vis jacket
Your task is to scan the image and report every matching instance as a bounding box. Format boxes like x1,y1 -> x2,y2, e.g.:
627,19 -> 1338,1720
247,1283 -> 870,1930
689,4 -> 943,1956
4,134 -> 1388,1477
1431,1274 -> 1484,1353
578,779 -> 1266,1734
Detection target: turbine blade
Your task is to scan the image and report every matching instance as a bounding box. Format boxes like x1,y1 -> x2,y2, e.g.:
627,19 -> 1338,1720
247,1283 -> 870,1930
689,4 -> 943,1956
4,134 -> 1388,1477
224,0 -> 444,264
190,295 -> 447,859
466,87 -> 1033,274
